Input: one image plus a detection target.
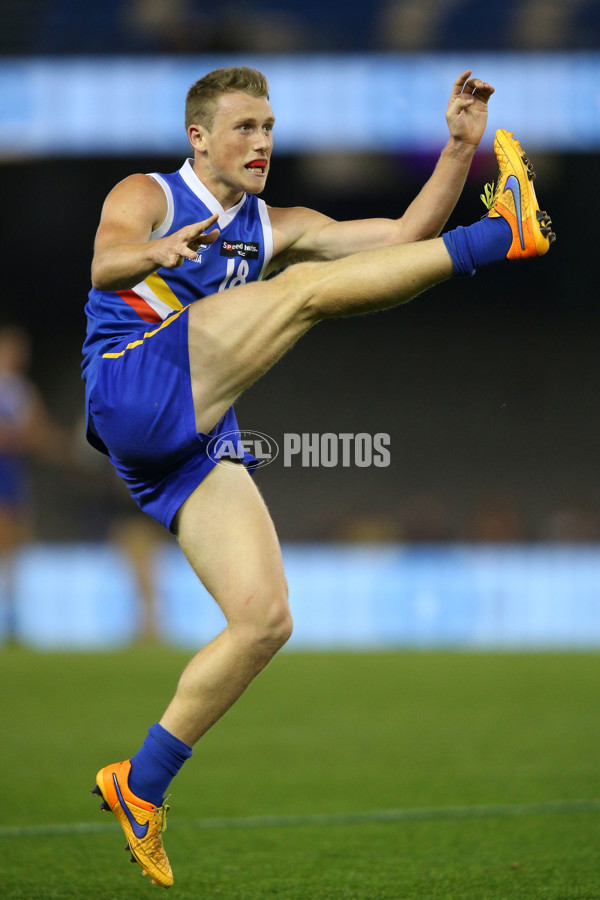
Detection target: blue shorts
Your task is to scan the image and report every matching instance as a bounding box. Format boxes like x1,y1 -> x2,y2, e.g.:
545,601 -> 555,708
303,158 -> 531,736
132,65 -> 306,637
86,307 -> 256,532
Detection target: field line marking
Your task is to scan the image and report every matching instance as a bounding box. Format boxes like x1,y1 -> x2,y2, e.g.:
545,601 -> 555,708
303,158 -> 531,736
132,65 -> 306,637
2,799 -> 600,839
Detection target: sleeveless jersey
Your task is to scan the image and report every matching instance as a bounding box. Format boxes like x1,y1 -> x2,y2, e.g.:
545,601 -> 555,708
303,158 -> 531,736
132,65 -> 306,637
81,159 -> 274,391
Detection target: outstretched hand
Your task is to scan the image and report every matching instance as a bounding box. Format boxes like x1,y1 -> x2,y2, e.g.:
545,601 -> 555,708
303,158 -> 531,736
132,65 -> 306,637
156,214 -> 221,269
446,70 -> 495,147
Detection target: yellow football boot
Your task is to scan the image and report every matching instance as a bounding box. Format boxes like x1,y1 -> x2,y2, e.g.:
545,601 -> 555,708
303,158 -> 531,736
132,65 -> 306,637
92,760 -> 173,888
481,128 -> 556,259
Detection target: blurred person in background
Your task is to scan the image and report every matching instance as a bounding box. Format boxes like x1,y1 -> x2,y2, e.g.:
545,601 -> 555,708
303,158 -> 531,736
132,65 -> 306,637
72,420 -> 170,642
84,65 -> 554,886
108,513 -> 169,642
0,325 -> 70,640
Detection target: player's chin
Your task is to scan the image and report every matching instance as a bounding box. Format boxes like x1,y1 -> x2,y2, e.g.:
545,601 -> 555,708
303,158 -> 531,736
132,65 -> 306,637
245,180 -> 267,195
243,169 -> 269,193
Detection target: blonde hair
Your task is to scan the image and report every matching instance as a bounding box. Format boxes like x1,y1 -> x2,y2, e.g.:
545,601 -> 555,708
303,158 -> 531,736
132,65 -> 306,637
185,67 -> 270,132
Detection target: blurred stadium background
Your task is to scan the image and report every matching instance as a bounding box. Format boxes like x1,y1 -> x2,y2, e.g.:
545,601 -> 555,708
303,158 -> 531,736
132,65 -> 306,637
0,0 -> 599,649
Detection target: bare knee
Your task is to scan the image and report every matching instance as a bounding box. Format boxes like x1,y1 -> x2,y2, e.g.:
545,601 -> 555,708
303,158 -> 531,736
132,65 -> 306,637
273,260 -> 327,324
260,596 -> 293,653
232,582 -> 293,662
251,585 -> 293,656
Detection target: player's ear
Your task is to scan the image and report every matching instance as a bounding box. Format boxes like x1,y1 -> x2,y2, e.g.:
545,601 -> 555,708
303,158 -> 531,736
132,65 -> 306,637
188,123 -> 208,153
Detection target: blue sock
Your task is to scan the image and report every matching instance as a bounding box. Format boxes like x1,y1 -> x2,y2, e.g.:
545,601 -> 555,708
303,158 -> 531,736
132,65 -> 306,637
442,216 -> 513,277
129,724 -> 193,806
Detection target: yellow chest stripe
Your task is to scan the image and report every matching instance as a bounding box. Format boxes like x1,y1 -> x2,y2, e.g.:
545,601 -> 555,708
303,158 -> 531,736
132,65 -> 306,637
144,273 -> 184,311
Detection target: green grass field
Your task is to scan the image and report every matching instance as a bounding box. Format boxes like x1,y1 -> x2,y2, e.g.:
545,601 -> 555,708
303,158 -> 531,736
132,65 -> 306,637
1,647 -> 599,899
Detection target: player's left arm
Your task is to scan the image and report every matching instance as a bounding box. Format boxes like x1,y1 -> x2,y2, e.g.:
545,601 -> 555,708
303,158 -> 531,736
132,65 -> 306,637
397,70 -> 495,240
269,71 -> 494,266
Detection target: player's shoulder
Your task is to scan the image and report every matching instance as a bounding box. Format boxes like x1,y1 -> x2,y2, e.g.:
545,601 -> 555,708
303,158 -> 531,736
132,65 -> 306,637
267,204 -> 333,241
107,172 -> 165,201
101,173 -> 167,223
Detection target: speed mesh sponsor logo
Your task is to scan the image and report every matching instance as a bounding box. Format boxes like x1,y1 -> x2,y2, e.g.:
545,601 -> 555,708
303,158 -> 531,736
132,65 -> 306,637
220,240 -> 259,259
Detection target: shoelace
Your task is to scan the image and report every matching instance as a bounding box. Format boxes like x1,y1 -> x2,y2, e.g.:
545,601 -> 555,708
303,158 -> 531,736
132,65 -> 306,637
480,181 -> 496,211
143,799 -> 170,857
155,798 -> 170,835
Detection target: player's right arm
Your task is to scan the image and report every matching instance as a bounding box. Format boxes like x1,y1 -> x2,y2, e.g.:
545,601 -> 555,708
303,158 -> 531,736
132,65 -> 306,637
91,174 -> 219,291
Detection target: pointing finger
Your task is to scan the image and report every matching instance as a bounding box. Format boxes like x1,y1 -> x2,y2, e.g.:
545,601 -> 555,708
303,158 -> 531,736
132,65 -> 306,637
189,228 -> 220,249
183,214 -> 220,238
201,227 -> 220,244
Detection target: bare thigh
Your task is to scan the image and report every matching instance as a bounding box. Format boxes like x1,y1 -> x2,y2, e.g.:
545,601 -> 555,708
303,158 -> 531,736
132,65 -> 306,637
173,461 -> 289,629
188,238 -> 451,432
188,265 -> 317,432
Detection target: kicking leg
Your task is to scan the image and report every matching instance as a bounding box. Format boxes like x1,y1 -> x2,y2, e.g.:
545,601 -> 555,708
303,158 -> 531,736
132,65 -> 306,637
189,236 -> 453,431
189,128 -> 554,433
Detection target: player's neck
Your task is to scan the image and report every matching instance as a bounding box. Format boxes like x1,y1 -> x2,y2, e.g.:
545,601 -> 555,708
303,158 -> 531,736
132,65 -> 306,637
191,160 -> 244,212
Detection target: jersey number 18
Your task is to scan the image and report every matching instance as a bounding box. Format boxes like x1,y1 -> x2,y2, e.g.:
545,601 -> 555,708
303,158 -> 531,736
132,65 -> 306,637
219,259 -> 250,292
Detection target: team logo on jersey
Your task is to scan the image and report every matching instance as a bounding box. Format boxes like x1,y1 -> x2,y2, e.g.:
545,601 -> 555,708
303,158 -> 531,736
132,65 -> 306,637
220,240 -> 259,259
190,243 -> 209,264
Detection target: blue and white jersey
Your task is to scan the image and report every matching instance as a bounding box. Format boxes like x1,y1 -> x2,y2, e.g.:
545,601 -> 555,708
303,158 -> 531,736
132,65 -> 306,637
82,159 -> 273,390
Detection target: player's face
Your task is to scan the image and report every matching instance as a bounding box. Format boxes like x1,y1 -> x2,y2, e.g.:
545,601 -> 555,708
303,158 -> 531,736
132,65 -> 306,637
193,92 -> 275,204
